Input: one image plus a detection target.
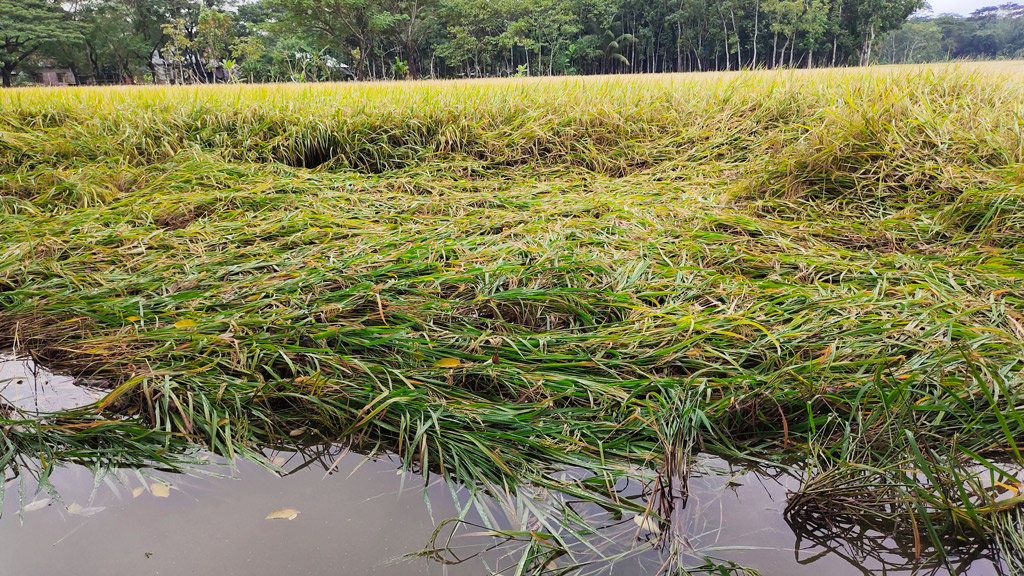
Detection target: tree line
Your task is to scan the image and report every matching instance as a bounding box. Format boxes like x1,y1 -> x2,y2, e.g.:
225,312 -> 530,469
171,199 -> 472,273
878,4 -> 1024,63
1,0 -> 1022,86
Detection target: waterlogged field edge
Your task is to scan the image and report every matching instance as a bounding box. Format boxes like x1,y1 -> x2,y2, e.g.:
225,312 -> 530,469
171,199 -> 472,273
1,62 -> 1023,573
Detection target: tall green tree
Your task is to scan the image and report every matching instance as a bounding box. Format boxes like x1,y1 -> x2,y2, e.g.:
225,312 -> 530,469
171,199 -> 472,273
383,0 -> 436,78
0,0 -> 81,87
198,5 -> 235,79
63,0 -> 155,83
852,0 -> 924,64
271,0 -> 407,80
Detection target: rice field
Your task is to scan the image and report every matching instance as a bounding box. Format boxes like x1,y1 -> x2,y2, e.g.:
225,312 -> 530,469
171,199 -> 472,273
1,62 -> 1024,573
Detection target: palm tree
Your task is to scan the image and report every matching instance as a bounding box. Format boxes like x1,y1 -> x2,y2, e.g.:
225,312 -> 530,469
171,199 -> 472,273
600,28 -> 635,74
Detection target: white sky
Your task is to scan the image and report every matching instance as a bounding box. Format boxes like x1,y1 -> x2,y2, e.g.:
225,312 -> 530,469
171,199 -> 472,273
918,0 -> 1002,15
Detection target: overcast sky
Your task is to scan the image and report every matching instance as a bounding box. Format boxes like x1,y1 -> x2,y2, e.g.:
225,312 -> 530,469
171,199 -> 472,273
918,0 -> 1002,15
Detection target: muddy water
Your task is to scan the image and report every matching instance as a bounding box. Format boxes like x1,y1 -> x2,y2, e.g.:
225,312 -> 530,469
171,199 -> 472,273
0,355 -> 1009,575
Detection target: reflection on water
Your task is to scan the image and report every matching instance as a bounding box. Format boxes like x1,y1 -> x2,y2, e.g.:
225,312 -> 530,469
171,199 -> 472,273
0,355 -> 1010,575
681,464 -> 1001,576
0,445 -> 1006,576
1,448 -> 486,576
0,353 -> 103,413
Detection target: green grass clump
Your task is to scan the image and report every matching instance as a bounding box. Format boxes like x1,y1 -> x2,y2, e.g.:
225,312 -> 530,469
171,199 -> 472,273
1,62 -> 1023,571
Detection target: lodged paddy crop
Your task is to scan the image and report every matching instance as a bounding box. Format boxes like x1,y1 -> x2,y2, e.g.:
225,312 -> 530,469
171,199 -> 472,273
1,62 -> 1024,573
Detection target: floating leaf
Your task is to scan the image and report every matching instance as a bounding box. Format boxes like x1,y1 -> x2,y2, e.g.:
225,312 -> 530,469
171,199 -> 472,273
126,316 -> 141,322
632,513 -> 661,533
23,498 -> 51,512
271,456 -> 288,467
265,508 -> 300,520
436,358 -> 460,368
150,483 -> 170,498
132,487 -> 145,498
67,503 -> 105,516
173,319 -> 197,329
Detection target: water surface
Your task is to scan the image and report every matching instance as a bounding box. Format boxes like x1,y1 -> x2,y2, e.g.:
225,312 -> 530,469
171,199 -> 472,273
0,353 -> 103,413
0,354 -> 1009,575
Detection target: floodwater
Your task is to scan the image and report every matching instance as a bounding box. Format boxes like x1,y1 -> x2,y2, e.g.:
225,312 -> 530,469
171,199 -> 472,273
0,353 -> 103,413
0,354 -> 1010,576
0,448 -> 490,576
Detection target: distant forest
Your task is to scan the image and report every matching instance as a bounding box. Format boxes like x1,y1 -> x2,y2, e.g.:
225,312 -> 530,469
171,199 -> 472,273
2,0 -> 1023,86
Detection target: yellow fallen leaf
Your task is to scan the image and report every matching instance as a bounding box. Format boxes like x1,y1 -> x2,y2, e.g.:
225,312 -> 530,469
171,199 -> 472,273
265,508 -> 300,520
132,487 -> 144,498
150,483 -> 170,498
174,319 -> 197,329
217,418 -> 229,426
126,316 -> 141,322
633,513 -> 661,533
67,504 -> 104,516
436,358 -> 460,368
